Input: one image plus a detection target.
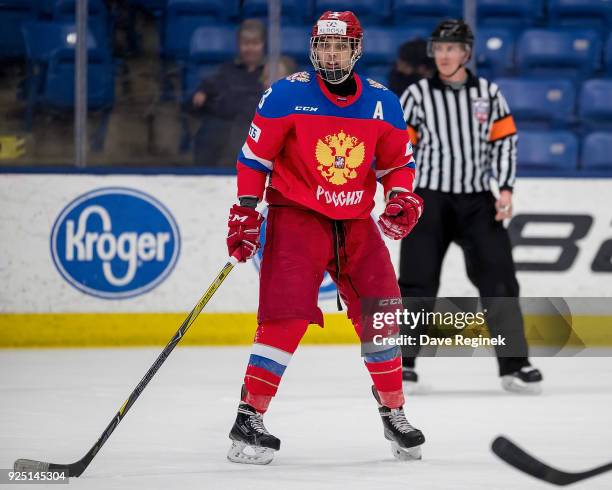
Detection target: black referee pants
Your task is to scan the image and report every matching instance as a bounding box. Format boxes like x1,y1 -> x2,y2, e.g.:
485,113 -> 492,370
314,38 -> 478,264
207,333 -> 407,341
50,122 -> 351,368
398,188 -> 530,376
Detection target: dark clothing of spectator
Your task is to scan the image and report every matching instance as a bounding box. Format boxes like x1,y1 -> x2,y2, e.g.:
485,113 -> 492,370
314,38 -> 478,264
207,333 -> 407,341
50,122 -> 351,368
388,70 -> 424,97
193,60 -> 264,167
388,39 -> 435,97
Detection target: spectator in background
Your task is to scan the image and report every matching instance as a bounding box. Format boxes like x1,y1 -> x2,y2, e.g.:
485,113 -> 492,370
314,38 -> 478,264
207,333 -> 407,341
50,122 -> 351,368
388,39 -> 435,97
192,19 -> 266,167
262,55 -> 298,89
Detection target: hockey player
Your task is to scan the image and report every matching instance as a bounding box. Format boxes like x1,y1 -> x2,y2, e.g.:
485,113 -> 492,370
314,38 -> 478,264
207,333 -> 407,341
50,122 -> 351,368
225,11 -> 425,464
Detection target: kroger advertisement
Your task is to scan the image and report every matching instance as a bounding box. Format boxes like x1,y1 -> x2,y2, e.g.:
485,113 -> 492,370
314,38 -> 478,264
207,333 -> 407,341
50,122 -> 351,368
0,174 -> 611,314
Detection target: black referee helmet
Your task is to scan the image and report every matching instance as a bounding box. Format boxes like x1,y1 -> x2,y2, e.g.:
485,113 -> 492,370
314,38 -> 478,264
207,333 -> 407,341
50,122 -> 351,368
427,19 -> 474,58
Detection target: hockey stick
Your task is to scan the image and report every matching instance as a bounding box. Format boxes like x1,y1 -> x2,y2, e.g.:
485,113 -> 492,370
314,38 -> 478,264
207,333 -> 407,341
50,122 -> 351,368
492,436 -> 612,486
14,255 -> 239,478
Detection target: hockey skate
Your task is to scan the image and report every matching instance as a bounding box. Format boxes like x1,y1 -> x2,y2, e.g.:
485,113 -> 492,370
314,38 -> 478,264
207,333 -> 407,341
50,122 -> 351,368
227,402 -> 280,465
402,366 -> 418,383
501,366 -> 543,394
372,386 -> 425,461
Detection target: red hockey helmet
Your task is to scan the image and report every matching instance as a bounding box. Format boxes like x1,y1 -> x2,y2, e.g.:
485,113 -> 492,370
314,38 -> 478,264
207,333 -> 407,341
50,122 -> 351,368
310,11 -> 363,84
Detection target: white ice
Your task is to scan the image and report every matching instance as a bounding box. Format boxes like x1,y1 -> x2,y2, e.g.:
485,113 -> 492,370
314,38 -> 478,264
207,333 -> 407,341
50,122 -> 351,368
1,347 -> 611,490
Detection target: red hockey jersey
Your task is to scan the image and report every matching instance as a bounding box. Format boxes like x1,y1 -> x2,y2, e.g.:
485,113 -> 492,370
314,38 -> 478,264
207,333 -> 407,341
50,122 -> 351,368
237,71 -> 415,220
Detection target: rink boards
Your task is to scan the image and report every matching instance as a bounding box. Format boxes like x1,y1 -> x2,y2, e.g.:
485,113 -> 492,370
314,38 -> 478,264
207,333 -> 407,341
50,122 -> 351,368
1,174 -> 611,347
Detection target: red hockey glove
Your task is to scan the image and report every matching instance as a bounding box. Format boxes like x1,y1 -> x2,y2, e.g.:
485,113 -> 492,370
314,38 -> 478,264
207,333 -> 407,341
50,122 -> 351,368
378,192 -> 424,240
227,204 -> 264,262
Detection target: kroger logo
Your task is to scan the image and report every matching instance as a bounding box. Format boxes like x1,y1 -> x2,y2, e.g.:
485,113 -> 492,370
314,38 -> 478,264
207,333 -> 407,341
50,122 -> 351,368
252,208 -> 337,301
50,187 -> 180,299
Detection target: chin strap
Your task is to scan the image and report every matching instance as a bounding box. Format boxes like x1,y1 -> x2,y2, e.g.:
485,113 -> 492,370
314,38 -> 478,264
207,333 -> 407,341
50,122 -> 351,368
442,49 -> 471,80
446,63 -> 465,79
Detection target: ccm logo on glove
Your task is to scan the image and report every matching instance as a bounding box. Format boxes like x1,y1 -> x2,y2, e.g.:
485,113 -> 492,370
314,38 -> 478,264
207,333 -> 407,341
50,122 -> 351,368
378,192 -> 424,240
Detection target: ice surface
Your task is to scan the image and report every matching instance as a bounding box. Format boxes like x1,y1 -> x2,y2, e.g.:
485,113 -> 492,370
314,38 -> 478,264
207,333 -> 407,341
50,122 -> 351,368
1,347 -> 611,489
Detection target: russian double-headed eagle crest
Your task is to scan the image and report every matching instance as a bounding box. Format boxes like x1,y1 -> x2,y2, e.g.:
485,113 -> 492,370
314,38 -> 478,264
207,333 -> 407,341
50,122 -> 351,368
315,130 -> 365,185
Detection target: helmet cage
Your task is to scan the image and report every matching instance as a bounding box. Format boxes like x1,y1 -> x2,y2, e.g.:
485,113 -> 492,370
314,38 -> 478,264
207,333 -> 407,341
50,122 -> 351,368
310,35 -> 362,84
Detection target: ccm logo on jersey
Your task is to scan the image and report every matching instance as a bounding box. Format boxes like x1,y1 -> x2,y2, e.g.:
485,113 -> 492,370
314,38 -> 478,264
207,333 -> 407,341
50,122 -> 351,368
294,106 -> 318,112
249,122 -> 262,143
316,185 -> 364,207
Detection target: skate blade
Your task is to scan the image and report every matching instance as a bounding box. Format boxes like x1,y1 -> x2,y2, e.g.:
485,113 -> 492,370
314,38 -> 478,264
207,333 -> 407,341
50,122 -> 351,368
501,376 -> 542,395
390,442 -> 422,461
227,440 -> 276,465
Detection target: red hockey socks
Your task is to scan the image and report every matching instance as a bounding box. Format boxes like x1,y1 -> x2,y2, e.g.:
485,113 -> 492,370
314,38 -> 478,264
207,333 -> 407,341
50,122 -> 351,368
363,347 -> 405,409
242,319 -> 309,413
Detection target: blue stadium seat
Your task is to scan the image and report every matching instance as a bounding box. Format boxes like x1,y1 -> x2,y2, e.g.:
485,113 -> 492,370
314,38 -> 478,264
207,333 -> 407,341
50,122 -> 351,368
241,0 -> 313,24
605,33 -> 612,75
477,0 -> 544,28
361,27 -> 395,65
476,28 -> 516,79
163,0 -> 233,60
22,21 -> 97,63
581,132 -> 612,170
579,79 -> 612,128
42,48 -> 114,110
390,0 -> 462,28
37,47 -> 114,151
315,0 -> 389,25
21,21 -> 101,129
361,26 -> 430,66
391,26 -> 431,44
167,0 -> 232,21
280,26 -> 310,63
548,0 -> 612,33
517,130 -> 578,172
494,78 -> 575,127
35,0 -> 56,16
189,25 -> 236,63
516,29 -> 602,80
0,0 -> 35,59
130,0 -> 168,16
50,0 -> 111,47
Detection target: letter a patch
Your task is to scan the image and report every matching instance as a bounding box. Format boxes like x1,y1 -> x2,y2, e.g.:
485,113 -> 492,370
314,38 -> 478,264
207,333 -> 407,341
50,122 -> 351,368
373,101 -> 384,120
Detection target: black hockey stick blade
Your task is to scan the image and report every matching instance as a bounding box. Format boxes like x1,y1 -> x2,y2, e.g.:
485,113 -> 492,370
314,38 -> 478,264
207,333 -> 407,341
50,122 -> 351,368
14,459 -> 82,478
492,436 -> 612,486
13,256 -> 238,478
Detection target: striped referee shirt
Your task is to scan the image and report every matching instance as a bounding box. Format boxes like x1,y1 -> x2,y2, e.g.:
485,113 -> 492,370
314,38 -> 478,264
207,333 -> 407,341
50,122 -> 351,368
399,70 -> 517,194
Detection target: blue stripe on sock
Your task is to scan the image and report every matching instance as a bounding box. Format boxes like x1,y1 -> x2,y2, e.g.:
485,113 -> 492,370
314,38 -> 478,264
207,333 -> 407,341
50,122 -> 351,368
248,354 -> 287,377
364,346 -> 401,363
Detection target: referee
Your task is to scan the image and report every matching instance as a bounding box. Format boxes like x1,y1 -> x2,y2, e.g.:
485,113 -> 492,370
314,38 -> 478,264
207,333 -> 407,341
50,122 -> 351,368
398,19 -> 543,393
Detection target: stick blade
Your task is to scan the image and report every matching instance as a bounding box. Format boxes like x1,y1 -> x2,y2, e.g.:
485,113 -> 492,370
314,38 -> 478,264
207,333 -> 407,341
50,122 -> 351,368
14,459 -> 51,472
492,436 -> 572,486
14,459 -> 72,477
